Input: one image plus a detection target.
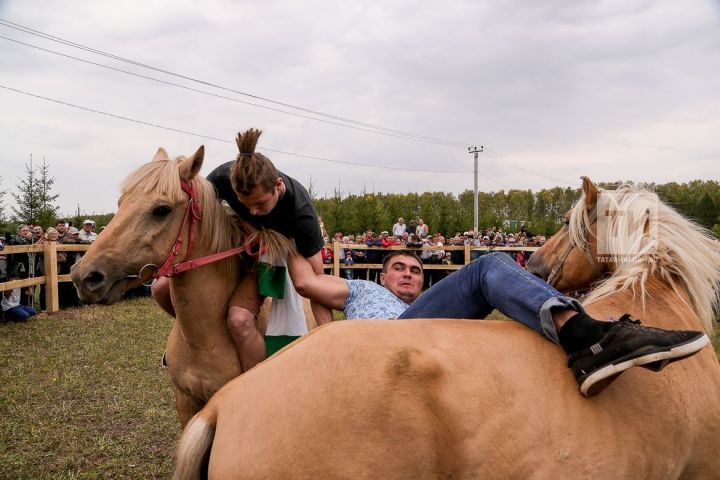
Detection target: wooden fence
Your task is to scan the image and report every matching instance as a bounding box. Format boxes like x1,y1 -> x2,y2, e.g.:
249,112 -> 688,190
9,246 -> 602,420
321,242 -> 539,277
0,242 -> 538,313
0,243 -> 90,313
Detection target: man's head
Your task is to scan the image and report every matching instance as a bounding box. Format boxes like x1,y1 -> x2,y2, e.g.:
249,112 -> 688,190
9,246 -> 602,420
82,219 -> 95,232
68,227 -> 80,238
55,220 -> 67,234
17,225 -> 30,239
397,217 -> 404,225
230,128 -> 284,216
380,251 -> 423,304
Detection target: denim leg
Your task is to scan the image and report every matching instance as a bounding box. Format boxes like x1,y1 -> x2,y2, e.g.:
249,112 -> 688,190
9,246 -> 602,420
6,305 -> 31,321
398,252 -> 584,344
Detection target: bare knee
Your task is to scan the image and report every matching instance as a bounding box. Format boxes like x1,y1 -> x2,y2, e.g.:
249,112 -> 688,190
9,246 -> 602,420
227,306 -> 257,338
151,277 -> 175,317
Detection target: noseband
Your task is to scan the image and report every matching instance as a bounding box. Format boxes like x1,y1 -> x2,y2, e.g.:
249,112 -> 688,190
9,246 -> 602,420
129,178 -> 263,286
546,233 -> 602,289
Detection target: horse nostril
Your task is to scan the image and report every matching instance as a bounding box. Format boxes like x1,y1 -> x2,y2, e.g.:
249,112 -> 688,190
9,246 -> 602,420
85,271 -> 105,286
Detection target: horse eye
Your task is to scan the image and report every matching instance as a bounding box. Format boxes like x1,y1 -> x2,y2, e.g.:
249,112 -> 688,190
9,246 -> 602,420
152,205 -> 172,218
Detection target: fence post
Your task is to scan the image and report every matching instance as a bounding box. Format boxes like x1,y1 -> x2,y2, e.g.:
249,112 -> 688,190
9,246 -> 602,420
333,242 -> 341,277
464,243 -> 471,265
44,242 -> 60,313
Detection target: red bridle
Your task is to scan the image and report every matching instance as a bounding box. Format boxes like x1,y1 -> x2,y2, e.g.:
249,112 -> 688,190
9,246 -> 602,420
135,179 -> 263,285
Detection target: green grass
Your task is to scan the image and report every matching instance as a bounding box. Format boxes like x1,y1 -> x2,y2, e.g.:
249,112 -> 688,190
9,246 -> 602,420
0,298 -> 177,479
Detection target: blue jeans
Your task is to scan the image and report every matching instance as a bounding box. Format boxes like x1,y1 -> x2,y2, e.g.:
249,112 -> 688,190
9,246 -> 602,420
4,305 -> 37,321
399,252 -> 584,344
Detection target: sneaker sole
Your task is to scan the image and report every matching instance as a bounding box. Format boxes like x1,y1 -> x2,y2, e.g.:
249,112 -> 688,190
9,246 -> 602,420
161,351 -> 168,369
580,333 -> 710,397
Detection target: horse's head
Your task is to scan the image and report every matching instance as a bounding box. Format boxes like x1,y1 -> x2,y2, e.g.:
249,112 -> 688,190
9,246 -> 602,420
527,176 -> 610,291
529,176 -> 720,333
71,146 -> 207,304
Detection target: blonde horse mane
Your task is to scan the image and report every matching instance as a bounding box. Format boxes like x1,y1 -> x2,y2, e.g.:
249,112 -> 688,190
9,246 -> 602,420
119,157 -> 293,273
569,183 -> 720,333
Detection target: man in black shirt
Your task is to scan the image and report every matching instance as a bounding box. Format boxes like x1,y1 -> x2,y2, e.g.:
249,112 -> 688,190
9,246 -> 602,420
154,128 -> 330,372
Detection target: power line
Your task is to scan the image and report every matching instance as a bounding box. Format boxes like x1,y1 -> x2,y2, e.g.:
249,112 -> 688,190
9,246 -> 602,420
0,18 -> 470,148
0,84 -> 477,174
483,148 -> 575,187
0,34 -> 469,149
0,18 -> 572,187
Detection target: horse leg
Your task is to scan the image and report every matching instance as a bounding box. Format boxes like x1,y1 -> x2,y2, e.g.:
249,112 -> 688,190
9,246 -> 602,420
174,387 -> 205,429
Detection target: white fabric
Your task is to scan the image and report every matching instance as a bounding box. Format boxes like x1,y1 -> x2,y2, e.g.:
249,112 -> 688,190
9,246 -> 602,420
2,288 -> 21,311
262,254 -> 308,336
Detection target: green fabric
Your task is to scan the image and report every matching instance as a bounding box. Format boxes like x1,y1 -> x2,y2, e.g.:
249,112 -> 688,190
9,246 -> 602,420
265,335 -> 301,357
256,262 -> 286,299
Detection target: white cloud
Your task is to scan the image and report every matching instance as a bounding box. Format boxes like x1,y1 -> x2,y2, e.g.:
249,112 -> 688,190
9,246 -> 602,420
0,0 -> 718,217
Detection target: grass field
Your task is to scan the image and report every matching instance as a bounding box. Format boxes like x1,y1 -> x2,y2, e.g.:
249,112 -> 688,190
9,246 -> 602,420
0,299 -> 177,479
1,300 -> 718,479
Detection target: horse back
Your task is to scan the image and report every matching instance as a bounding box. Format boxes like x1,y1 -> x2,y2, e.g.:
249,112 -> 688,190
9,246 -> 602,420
202,319 -> 720,479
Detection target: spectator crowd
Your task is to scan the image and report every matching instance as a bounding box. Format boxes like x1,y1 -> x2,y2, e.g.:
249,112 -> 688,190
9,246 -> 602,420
318,216 -> 547,286
1,213 -> 547,321
1,219 -> 105,321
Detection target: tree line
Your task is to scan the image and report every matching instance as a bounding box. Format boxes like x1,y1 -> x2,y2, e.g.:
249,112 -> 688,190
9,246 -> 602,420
0,158 -> 111,234
2,158 -> 719,239
314,181 -> 720,238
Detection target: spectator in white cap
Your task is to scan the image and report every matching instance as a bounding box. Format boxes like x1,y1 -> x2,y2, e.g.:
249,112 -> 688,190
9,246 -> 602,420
78,220 -> 97,243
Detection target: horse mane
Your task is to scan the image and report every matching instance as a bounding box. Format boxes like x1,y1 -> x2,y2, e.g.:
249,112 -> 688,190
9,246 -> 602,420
569,184 -> 720,333
119,157 -> 293,274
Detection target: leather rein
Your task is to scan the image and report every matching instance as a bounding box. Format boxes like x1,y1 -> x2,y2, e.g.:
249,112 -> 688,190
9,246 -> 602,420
131,179 -> 262,286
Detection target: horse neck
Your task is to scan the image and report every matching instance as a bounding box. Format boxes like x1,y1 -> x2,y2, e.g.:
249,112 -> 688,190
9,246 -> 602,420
585,274 -> 704,332
169,233 -> 241,342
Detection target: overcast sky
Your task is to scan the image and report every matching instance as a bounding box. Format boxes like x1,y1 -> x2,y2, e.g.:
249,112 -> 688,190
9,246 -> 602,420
1,0 -> 719,217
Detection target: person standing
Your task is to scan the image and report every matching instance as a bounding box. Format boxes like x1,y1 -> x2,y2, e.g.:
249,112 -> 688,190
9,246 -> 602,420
392,217 -> 406,237
78,220 -> 97,243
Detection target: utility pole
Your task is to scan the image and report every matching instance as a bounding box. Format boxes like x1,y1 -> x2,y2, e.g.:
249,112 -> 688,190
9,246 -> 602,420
468,146 -> 483,233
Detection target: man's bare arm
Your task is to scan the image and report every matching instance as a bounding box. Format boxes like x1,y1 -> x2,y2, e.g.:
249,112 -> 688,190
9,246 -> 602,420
290,252 -> 349,312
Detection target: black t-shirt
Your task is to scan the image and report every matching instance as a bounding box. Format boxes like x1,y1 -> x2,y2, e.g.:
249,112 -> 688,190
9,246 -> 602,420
206,161 -> 324,258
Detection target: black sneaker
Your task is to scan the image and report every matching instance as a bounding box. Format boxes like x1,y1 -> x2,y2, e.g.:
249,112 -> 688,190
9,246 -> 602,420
568,315 -> 709,397
160,350 -> 168,369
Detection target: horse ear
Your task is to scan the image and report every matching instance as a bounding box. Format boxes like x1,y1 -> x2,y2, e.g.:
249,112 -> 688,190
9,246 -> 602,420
179,145 -> 205,181
152,147 -> 169,162
581,176 -> 599,210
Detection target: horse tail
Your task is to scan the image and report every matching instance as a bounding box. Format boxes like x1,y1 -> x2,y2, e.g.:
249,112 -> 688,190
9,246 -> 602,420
173,409 -> 217,480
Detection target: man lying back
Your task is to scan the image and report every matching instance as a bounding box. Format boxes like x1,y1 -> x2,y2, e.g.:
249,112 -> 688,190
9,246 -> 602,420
288,250 -> 708,397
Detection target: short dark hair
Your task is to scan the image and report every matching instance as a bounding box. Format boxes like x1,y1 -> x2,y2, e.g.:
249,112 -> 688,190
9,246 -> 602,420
381,251 -> 423,273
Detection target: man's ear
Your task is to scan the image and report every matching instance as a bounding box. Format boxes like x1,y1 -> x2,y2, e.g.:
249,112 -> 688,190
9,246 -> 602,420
379,272 -> 385,286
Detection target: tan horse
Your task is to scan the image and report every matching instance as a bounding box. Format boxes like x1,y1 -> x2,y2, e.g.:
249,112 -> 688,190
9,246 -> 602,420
173,178 -> 720,479
71,146 -> 314,427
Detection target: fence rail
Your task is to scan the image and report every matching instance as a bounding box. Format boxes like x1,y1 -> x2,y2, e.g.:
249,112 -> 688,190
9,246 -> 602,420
0,242 -> 539,313
321,243 -> 539,277
1,243 -> 90,313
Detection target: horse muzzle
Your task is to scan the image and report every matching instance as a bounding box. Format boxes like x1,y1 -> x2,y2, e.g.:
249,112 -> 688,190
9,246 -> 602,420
70,262 -> 134,305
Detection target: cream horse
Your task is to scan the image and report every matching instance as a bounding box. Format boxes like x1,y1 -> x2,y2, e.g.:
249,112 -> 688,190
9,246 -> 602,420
71,146 -> 314,428
173,177 -> 720,479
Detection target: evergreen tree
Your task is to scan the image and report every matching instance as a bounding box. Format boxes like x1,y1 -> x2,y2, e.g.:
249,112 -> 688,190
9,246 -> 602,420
36,158 -> 60,227
0,175 -> 6,230
11,156 -> 41,225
